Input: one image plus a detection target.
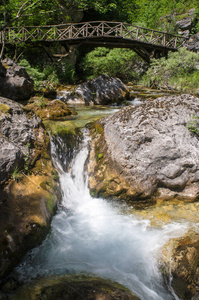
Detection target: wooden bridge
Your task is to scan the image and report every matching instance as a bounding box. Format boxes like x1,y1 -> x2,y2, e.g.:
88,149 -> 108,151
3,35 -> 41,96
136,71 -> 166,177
0,21 -> 187,62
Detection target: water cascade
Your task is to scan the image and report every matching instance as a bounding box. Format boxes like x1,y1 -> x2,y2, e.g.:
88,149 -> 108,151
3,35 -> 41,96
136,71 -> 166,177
15,129 -> 190,300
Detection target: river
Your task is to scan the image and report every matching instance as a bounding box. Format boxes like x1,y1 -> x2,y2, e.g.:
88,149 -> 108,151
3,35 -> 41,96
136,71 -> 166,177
14,111 -> 191,300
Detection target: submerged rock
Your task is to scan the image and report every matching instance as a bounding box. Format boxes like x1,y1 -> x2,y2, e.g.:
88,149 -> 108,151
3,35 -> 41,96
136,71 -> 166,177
88,94 -> 199,202
0,59 -> 34,101
5,275 -> 140,300
0,97 -> 61,279
62,74 -> 128,105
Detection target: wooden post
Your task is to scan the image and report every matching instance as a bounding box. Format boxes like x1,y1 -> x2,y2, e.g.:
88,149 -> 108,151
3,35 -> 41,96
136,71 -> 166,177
86,23 -> 88,37
69,24 -> 72,39
174,37 -> 177,48
163,33 -> 166,46
136,27 -> 139,39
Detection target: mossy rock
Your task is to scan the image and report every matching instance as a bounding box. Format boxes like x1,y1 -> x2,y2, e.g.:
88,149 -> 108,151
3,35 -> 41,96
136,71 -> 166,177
25,98 -> 74,121
0,104 -> 10,115
7,275 -> 140,300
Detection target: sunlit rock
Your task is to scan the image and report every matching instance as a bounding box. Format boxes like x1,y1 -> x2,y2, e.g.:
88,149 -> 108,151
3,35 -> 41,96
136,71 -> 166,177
88,94 -> 199,202
61,74 -> 128,105
0,97 -> 61,279
162,231 -> 199,300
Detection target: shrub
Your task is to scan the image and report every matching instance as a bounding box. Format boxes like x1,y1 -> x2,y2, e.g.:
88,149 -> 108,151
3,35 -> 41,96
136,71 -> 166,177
140,48 -> 199,92
80,47 -> 145,82
19,59 -> 75,90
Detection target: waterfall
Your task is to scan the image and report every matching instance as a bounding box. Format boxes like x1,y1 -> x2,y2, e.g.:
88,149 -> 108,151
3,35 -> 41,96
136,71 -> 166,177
15,129 -> 189,300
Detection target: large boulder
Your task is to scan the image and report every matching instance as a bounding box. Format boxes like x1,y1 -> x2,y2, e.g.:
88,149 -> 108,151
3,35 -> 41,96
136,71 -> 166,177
0,59 -> 34,101
0,97 -> 40,185
88,94 -> 199,202
60,74 -> 128,105
0,97 -> 61,279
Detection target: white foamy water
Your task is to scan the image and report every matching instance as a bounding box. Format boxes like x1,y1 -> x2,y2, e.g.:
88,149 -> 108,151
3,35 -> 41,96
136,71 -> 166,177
16,131 -> 189,300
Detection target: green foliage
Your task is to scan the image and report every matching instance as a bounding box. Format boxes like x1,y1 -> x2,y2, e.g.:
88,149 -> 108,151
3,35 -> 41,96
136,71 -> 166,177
1,0 -> 199,32
11,166 -> 22,181
19,58 -> 75,90
141,48 -> 199,93
37,96 -> 48,108
187,115 -> 199,135
24,142 -> 31,172
19,59 -> 45,89
81,47 -> 143,82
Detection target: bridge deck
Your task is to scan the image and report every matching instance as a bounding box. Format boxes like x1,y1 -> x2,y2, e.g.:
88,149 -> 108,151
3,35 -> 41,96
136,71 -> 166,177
0,21 -> 187,62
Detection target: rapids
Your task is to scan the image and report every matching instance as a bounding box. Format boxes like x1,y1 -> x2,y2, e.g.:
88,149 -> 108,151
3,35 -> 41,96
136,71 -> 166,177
14,129 -> 190,300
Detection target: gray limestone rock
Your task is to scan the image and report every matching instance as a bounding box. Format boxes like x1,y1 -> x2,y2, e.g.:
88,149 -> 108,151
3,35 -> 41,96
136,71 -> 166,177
0,59 -> 34,101
0,97 -> 41,185
88,94 -> 199,201
63,74 -> 128,105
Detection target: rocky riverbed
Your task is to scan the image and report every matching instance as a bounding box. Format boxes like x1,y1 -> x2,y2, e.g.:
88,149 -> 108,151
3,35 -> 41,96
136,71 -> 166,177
87,93 -> 199,299
0,66 -> 199,299
0,97 -> 61,279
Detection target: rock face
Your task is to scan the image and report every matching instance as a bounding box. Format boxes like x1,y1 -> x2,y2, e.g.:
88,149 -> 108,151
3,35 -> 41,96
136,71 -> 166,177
175,8 -> 196,38
88,94 -> 199,201
162,231 -> 199,299
3,276 -> 140,300
0,97 -> 61,279
0,97 -> 40,185
0,59 -> 34,101
61,74 -> 128,105
187,32 -> 199,52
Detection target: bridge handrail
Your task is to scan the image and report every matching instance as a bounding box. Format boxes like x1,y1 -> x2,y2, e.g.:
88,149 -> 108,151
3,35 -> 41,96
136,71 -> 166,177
1,21 -> 187,38
0,21 -> 187,49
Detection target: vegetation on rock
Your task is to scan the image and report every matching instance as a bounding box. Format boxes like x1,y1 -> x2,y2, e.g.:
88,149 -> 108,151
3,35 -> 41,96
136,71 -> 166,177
0,97 -> 61,279
141,48 -> 199,93
25,97 -> 73,120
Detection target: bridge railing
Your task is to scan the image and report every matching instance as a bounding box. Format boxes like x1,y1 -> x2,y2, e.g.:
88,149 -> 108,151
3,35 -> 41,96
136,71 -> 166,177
0,21 -> 187,49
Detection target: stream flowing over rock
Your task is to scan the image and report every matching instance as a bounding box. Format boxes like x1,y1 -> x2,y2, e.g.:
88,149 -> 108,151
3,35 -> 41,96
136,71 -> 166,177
88,94 -> 199,202
60,74 -> 128,105
0,59 -> 34,101
0,97 -> 61,279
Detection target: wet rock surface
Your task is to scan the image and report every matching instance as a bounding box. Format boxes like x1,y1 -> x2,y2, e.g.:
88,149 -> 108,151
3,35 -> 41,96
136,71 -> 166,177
61,74 -> 128,105
162,231 -> 199,300
0,97 -> 61,279
3,275 -> 140,300
88,94 -> 199,201
0,59 -> 34,101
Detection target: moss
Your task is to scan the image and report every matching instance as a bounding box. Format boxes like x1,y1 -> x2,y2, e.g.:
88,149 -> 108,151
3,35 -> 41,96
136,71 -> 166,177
9,275 -> 139,299
0,104 -> 10,115
51,170 -> 59,181
46,194 -> 55,214
95,123 -> 104,135
40,181 -> 47,190
25,98 -> 73,121
97,153 -> 104,161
